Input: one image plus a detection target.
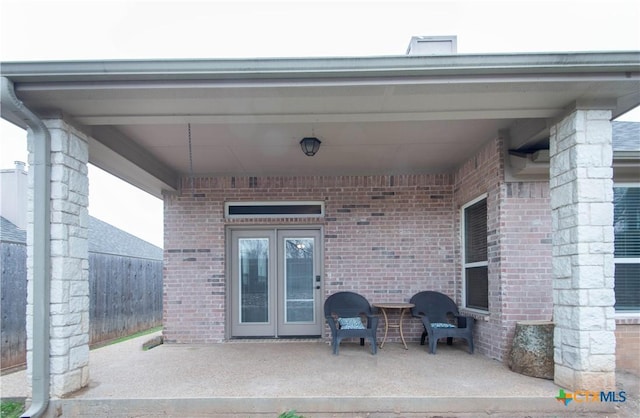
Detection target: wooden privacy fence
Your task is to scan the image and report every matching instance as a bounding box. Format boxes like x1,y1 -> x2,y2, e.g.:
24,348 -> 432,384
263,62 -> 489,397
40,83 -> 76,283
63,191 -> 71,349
89,253 -> 163,345
1,242 -> 28,371
1,245 -> 163,371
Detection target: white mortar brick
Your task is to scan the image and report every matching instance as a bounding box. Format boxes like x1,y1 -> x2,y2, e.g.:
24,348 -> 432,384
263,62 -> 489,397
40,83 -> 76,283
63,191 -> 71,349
49,130 -> 69,153
51,257 -> 83,282
50,240 -> 67,257
588,289 -> 615,306
69,295 -> 89,313
69,333 -> 90,348
551,109 -> 615,390
51,370 -> 83,398
587,166 -> 613,179
50,338 -> 70,356
589,202 -> 613,225
51,312 -> 81,327
552,256 -> 572,278
50,280 -> 70,304
550,182 -> 574,209
50,323 -> 83,339
589,331 -> 616,355
576,307 -> 609,330
572,265 -> 605,289
69,236 -> 88,259
69,345 -> 89,370
50,223 -> 67,241
588,354 -> 616,372
49,355 -> 69,375
70,280 -> 88,297
573,225 -> 604,243
50,303 -> 70,315
562,346 -> 588,370
25,118 -> 90,399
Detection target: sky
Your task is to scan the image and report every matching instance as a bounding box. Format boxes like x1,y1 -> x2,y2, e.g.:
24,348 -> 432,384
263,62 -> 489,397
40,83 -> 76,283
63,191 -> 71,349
1,0 -> 639,248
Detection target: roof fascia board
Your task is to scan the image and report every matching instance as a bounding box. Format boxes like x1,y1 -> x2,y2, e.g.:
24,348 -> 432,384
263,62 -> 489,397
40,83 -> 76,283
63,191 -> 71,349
2,51 -> 639,83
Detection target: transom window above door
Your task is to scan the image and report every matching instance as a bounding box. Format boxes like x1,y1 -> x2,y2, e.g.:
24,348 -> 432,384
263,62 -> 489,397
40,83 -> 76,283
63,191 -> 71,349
225,201 -> 325,218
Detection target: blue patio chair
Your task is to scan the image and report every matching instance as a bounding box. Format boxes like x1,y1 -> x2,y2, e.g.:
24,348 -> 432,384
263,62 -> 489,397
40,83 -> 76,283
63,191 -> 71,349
324,291 -> 379,355
410,291 -> 474,354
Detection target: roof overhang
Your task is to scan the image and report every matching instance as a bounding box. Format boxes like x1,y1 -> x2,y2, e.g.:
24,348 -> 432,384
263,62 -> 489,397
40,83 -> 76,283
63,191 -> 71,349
2,52 -> 639,197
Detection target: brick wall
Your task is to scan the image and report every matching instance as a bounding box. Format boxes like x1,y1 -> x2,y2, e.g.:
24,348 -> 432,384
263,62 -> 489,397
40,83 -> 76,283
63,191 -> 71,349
453,133 -> 554,361
499,182 -> 554,359
453,134 -> 504,358
615,320 -> 640,375
164,174 -> 454,343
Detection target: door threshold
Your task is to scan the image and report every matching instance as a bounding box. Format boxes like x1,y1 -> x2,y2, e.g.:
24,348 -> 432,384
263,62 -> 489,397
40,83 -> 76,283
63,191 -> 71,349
228,336 -> 322,343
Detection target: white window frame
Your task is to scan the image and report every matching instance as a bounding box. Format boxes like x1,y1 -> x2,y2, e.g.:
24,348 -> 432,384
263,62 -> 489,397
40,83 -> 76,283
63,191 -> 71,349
461,194 -> 489,313
613,182 -> 640,314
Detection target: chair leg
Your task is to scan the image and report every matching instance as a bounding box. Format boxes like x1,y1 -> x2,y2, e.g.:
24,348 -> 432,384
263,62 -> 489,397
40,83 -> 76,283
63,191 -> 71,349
369,337 -> 377,355
360,337 -> 365,346
429,338 -> 437,354
333,338 -> 341,355
420,331 -> 427,345
446,337 -> 453,346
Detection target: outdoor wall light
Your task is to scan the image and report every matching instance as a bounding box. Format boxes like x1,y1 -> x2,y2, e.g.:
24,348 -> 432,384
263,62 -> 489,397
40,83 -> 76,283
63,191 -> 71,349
300,137 -> 321,156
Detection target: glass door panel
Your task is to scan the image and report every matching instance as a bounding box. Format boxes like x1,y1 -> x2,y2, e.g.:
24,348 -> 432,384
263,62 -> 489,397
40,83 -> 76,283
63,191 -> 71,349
284,238 -> 315,323
239,238 -> 269,323
277,230 -> 322,336
231,230 -> 276,337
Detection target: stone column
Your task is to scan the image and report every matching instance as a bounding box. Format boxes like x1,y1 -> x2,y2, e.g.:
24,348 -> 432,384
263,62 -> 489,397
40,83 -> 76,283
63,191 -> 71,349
550,109 -> 616,390
26,119 -> 90,397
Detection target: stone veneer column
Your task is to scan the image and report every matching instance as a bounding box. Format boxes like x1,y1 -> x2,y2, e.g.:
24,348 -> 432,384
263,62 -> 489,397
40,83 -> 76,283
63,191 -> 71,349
26,119 -> 90,397
549,109 -> 616,390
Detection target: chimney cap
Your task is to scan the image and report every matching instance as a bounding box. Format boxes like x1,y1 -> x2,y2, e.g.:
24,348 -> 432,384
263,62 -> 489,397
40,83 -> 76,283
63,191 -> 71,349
406,36 -> 457,56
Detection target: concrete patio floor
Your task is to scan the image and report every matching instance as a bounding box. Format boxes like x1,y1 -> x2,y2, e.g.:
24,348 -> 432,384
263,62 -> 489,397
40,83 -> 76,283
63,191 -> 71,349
1,331 -> 638,417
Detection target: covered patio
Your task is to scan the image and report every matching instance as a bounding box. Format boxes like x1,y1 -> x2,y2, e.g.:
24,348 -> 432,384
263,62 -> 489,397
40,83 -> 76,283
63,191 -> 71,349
1,48 -> 639,417
3,331 -> 637,417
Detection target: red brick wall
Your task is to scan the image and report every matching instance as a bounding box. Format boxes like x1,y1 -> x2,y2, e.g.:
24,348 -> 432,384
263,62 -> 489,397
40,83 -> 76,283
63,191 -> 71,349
499,182 -> 554,359
453,133 -> 553,361
615,320 -> 640,375
164,174 -> 454,344
453,134 -> 504,358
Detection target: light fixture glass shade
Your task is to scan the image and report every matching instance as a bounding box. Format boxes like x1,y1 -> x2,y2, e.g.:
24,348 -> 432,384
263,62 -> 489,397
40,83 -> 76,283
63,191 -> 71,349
300,137 -> 321,156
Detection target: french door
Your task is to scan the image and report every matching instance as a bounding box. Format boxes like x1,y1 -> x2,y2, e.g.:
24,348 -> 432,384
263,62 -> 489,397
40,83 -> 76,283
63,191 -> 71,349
230,228 -> 322,337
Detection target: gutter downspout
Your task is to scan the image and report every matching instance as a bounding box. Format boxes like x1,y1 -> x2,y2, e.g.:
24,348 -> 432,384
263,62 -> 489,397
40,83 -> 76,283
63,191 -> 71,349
1,77 -> 51,418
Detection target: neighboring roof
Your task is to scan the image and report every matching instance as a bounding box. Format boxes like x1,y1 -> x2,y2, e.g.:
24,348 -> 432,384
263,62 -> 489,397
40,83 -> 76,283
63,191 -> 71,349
0,216 -> 26,244
0,215 -> 162,261
89,217 -> 162,260
613,122 -> 640,152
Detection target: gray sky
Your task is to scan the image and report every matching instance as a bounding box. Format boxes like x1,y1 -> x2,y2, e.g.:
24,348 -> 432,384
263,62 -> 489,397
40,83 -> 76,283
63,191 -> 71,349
1,0 -> 639,247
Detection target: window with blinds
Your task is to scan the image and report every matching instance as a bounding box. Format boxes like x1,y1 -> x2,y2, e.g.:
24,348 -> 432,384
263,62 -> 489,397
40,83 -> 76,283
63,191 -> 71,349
614,185 -> 640,311
462,196 -> 488,311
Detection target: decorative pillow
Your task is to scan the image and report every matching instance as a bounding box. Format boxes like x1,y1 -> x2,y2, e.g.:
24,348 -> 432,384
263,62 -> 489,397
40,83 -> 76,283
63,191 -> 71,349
431,322 -> 456,328
338,317 -> 365,330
